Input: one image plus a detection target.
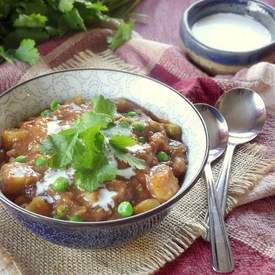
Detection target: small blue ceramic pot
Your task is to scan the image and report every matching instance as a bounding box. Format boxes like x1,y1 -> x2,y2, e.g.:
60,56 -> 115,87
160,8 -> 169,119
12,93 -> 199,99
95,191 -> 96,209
0,69 -> 209,249
180,0 -> 275,75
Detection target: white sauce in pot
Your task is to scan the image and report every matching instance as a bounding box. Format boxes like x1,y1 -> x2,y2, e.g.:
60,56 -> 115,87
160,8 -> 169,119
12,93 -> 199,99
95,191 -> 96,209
36,168 -> 75,195
191,13 -> 272,52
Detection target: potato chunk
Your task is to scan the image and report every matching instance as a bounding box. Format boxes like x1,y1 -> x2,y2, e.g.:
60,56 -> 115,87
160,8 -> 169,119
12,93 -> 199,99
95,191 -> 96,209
134,199 -> 160,214
0,163 -> 40,195
26,197 -> 52,216
147,164 -> 179,202
2,129 -> 29,150
172,157 -> 187,177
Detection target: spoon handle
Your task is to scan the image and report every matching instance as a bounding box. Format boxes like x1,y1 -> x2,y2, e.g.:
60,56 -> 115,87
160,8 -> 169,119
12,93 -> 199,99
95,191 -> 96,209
216,143 -> 236,215
204,162 -> 234,273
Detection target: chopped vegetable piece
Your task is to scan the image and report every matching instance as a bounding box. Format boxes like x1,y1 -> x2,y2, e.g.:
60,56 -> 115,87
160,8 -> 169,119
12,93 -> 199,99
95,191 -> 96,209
55,204 -> 69,218
132,122 -> 145,132
148,164 -> 179,202
41,109 -> 51,117
157,151 -> 169,162
15,155 -> 27,163
52,177 -> 69,192
138,137 -> 146,144
127,111 -> 137,117
50,100 -> 60,111
2,129 -> 29,150
35,156 -> 46,167
26,197 -> 52,216
134,199 -> 160,214
69,215 -> 83,222
117,201 -> 133,217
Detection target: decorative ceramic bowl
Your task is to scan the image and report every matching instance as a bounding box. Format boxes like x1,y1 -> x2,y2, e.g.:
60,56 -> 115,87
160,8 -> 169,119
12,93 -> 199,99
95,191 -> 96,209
180,0 -> 275,75
0,69 -> 208,248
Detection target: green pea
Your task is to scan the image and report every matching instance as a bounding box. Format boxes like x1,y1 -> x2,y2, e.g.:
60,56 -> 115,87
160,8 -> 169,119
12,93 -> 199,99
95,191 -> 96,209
35,156 -> 47,167
117,201 -> 134,217
15,155 -> 27,163
41,109 -> 51,117
50,100 -> 60,112
119,121 -> 130,128
69,215 -> 83,222
138,136 -> 146,144
127,111 -> 137,117
52,177 -> 69,192
157,151 -> 169,162
132,122 -> 145,132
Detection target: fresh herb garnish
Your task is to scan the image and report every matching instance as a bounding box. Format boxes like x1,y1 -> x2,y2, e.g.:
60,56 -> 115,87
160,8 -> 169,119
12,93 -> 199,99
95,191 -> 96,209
107,20 -> 134,50
41,95 -> 145,192
0,1 -> 140,65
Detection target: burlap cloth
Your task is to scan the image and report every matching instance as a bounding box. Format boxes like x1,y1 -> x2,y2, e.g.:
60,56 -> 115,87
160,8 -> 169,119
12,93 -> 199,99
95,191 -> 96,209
0,49 -> 274,275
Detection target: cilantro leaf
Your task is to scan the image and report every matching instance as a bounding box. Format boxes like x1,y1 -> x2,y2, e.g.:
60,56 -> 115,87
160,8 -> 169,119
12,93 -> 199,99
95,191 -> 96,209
83,2 -> 108,13
15,39 -> 39,65
109,135 -> 136,150
76,112 -> 111,132
40,96 -> 145,192
14,14 -> 48,28
111,147 -> 146,170
75,164 -> 117,192
108,20 -> 134,50
40,130 -> 79,168
59,0 -> 74,13
73,129 -> 105,170
63,8 -> 86,31
92,95 -> 116,117
0,46 -> 15,63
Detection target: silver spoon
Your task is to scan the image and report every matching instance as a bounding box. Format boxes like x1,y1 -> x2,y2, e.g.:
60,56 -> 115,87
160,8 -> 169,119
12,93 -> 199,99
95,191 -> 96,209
196,103 -> 234,273
215,88 -> 266,216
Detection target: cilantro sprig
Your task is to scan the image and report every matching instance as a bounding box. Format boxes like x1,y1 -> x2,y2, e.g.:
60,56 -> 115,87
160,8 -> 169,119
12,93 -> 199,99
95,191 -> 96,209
41,95 -> 145,192
0,1 -> 141,65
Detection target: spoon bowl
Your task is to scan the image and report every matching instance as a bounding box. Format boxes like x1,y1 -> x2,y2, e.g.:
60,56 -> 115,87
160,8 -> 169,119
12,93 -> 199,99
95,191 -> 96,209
196,103 -> 228,162
216,88 -> 266,144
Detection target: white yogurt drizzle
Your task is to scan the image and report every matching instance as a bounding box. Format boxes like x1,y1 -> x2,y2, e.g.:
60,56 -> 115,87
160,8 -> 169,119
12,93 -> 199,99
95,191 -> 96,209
9,164 -> 38,177
84,188 -> 117,211
117,167 -> 136,179
127,143 -> 150,153
36,168 -> 75,196
46,119 -> 71,135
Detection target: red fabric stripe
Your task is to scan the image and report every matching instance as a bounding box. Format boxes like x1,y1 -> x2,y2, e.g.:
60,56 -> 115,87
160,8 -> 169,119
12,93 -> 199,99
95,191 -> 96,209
157,237 -> 275,275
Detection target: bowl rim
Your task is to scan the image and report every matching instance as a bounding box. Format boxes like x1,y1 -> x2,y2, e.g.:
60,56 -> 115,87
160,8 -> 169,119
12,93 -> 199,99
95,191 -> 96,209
0,68 -> 209,227
182,0 -> 275,56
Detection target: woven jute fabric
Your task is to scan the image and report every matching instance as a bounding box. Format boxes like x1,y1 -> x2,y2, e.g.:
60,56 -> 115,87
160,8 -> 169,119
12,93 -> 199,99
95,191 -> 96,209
0,51 -> 274,275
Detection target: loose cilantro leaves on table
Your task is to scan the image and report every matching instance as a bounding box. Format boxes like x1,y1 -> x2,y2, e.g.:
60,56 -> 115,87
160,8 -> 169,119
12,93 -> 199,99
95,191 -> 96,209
14,14 -> 48,28
107,19 -> 134,50
41,95 -> 145,192
15,39 -> 39,65
0,1 -> 142,65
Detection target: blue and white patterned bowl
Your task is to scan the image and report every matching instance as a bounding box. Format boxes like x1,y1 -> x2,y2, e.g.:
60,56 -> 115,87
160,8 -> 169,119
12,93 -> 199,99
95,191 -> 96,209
0,69 -> 208,248
180,0 -> 275,75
